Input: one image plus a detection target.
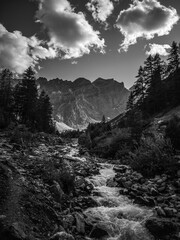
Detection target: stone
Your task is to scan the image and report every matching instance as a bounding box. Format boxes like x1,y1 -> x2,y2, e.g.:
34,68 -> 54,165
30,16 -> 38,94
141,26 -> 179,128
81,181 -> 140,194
50,232 -> 74,240
134,196 -> 151,206
163,207 -> 176,217
90,225 -> 109,239
155,207 -> 166,217
145,217 -> 178,239
157,196 -> 164,203
62,215 -> 74,230
123,181 -> 132,189
74,212 -> 85,234
150,188 -> 158,196
157,179 -> 164,184
51,181 -> 64,201
158,185 -> 166,193
135,173 -> 143,182
113,165 -> 129,173
0,222 -> 27,240
107,178 -> 118,187
145,197 -> 156,207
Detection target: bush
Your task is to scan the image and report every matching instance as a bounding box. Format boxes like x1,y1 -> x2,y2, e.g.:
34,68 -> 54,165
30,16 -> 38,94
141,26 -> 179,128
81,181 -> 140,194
128,133 -> 175,177
42,158 -> 75,195
91,128 -> 133,159
60,129 -> 81,139
165,115 -> 180,150
9,125 -> 35,147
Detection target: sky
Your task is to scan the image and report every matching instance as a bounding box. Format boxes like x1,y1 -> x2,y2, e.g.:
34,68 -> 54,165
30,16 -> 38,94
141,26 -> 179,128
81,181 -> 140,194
0,0 -> 180,88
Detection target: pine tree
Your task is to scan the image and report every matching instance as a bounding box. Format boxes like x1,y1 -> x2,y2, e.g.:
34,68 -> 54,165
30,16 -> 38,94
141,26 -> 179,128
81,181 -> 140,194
153,54 -> 166,78
167,41 -> 180,74
37,90 -> 54,133
0,69 -> 14,127
101,115 -> 106,123
145,54 -> 165,114
133,66 -> 146,110
14,67 -> 38,128
130,109 -> 143,142
126,91 -> 135,112
144,55 -> 154,88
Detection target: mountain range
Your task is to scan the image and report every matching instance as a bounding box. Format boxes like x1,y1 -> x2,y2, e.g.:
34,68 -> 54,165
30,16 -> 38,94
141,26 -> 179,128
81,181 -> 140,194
37,77 -> 130,129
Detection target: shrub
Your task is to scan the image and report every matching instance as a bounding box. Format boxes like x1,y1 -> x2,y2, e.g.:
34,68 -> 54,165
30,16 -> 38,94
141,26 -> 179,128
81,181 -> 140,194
42,158 -> 75,195
60,129 -> 81,139
165,115 -> 180,150
91,128 -> 132,159
9,125 -> 35,147
78,132 -> 92,148
128,133 -> 175,177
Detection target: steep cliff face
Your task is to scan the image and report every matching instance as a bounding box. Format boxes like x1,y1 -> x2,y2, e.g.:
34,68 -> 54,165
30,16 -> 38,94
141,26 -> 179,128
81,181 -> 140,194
37,77 -> 130,129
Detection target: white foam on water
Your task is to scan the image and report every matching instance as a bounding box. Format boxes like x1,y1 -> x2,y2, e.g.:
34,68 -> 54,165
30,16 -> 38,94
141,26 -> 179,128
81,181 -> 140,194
84,164 -> 154,240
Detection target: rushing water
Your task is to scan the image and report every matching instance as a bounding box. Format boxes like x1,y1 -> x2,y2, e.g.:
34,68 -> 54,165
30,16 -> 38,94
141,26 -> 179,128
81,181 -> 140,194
62,139 -> 86,162
84,164 -> 154,240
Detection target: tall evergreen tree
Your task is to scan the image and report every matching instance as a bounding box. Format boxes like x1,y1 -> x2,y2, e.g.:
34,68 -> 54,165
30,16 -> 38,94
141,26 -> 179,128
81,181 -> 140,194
37,90 -> 54,133
0,69 -> 14,127
144,55 -> 154,88
14,67 -> 38,127
133,66 -> 146,111
167,41 -> 180,74
145,54 -> 164,114
101,115 -> 106,123
126,91 -> 135,112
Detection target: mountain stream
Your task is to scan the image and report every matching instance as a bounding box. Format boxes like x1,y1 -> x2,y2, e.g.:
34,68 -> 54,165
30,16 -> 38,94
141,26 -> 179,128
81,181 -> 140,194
84,164 -> 154,240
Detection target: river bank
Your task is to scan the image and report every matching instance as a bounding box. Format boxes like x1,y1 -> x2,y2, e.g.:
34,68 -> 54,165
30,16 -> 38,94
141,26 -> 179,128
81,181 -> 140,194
0,132 -> 179,240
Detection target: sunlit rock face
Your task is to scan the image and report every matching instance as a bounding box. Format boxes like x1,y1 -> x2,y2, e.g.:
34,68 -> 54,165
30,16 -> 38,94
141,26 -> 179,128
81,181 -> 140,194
37,77 -> 130,129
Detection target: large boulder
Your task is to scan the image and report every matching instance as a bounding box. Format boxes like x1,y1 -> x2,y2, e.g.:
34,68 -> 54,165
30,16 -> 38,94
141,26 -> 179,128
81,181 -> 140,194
50,181 -> 64,202
0,221 -> 27,240
145,217 -> 178,239
89,225 -> 109,239
62,214 -> 74,230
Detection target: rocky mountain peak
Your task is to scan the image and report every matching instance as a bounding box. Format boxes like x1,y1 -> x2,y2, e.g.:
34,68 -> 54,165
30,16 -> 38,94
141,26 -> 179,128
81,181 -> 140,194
38,77 -> 130,129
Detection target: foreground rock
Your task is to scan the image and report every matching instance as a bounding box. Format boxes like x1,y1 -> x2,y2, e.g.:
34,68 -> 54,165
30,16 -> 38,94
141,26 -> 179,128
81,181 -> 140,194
145,217 -> 178,239
0,131 -> 100,240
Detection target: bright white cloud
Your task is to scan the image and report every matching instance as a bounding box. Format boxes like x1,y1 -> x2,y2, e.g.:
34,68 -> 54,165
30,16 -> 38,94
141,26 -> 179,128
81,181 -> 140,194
116,0 -> 179,52
36,0 -> 105,59
146,43 -> 171,56
0,24 -> 57,74
86,0 -> 114,25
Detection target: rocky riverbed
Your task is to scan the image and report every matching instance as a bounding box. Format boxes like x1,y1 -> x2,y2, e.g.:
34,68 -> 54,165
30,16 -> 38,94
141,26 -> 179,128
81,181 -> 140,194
0,131 -> 180,240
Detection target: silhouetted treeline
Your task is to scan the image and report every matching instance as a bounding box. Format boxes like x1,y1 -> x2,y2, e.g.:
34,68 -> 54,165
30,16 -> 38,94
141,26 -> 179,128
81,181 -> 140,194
126,41 -> 180,120
0,67 -> 55,133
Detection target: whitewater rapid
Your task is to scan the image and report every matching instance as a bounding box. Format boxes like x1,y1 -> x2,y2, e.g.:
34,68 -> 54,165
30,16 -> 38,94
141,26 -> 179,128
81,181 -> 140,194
84,164 -> 154,240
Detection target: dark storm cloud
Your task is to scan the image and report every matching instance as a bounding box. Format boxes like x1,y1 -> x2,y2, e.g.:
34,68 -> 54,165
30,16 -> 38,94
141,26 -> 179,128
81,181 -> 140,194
36,0 -> 105,59
116,0 -> 179,51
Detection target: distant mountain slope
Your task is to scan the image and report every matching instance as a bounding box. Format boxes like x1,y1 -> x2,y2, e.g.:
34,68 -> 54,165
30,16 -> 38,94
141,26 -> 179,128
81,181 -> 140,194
38,77 -> 130,129
56,121 -> 74,132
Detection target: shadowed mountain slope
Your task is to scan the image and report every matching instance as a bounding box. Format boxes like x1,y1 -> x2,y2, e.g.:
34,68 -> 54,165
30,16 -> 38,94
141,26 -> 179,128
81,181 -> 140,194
37,77 -> 130,129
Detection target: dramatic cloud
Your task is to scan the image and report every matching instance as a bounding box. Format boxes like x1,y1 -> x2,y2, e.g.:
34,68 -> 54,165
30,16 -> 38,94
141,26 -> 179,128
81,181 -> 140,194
116,0 -> 179,51
146,43 -> 171,56
86,0 -> 114,25
36,0 -> 105,59
0,24 -> 57,74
